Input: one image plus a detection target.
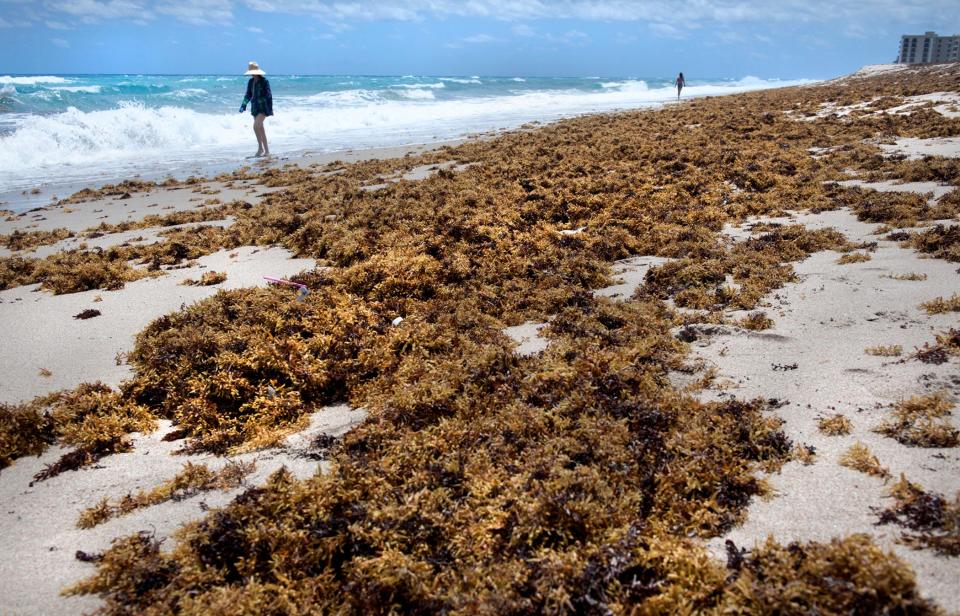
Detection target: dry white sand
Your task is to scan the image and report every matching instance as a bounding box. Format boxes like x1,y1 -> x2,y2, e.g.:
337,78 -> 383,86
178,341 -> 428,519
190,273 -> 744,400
846,64 -> 912,79
884,92 -> 960,118
696,207 -> 960,608
791,87 -> 960,124
1,179 -> 279,234
880,136 -> 960,160
835,179 -> 955,203
593,255 -> 673,301
503,321 -> 550,357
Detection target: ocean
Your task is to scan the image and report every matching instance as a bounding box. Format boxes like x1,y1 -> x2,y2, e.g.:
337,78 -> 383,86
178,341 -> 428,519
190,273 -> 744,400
0,73 -> 813,203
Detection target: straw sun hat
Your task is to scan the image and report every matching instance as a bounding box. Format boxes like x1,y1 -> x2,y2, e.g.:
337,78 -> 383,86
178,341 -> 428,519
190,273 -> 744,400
244,61 -> 266,76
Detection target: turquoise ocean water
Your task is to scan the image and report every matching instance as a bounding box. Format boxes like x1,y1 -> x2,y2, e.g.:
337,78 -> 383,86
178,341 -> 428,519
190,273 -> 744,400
0,73 -> 813,203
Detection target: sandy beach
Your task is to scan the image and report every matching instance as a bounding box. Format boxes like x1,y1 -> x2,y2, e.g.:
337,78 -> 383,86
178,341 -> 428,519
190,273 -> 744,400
2,63 -> 959,614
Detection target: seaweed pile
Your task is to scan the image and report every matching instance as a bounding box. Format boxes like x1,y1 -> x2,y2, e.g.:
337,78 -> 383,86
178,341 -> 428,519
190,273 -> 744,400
910,224 -> 960,262
839,442 -> 892,480
878,475 -> 960,557
0,382 -> 154,478
876,392 -> 959,448
920,293 -> 960,315
2,64 -> 960,613
0,227 -> 73,251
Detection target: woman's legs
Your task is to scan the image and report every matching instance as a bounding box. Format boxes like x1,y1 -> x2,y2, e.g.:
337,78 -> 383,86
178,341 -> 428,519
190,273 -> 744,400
251,115 -> 263,156
253,113 -> 269,156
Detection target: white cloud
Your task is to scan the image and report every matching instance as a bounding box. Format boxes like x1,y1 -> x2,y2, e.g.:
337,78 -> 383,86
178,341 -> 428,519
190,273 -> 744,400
0,17 -> 11,27
716,30 -> 745,44
229,0 -> 960,26
843,23 -> 870,39
247,25 -> 263,33
51,36 -> 69,46
45,20 -> 72,29
648,22 -> 685,39
36,0 -> 960,33
45,0 -> 148,20
511,23 -> 535,37
155,0 -> 231,25
545,29 -> 590,45
462,33 -> 498,44
445,32 -> 501,48
509,23 -> 589,46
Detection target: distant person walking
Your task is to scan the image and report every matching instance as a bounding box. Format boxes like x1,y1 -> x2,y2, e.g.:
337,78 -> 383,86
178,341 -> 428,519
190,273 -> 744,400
675,72 -> 685,100
239,61 -> 273,157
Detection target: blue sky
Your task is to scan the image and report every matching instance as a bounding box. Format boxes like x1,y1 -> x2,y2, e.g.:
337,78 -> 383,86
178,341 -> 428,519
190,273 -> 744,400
2,0 -> 959,78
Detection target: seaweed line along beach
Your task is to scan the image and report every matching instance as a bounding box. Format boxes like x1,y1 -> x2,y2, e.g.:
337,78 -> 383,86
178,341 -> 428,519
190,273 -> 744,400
1,62 -> 959,614
0,73 -> 809,208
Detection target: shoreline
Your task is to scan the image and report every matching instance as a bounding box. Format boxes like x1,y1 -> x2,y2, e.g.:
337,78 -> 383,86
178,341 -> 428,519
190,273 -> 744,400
0,138 -> 472,214
2,63 -> 959,614
1,73 -> 816,213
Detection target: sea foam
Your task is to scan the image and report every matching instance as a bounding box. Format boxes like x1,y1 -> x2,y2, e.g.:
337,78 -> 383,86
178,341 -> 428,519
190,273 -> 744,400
0,75 -> 69,85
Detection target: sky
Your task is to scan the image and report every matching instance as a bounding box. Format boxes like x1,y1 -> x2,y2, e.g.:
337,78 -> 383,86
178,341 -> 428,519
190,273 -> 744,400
1,1 -> 959,79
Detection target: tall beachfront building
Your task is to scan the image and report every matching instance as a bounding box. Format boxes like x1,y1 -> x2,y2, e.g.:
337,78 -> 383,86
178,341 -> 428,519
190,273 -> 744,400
897,32 -> 960,64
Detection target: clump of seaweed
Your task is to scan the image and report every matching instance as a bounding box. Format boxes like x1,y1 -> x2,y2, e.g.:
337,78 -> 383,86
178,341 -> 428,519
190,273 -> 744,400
0,383 -> 155,477
77,460 -> 254,528
57,179 -> 159,205
876,391 -> 959,448
792,443 -> 817,465
935,328 -> 960,352
920,293 -> 960,315
720,535 -> 937,613
736,311 -> 774,330
0,249 -> 154,294
839,442 -> 891,479
837,251 -> 872,264
32,436 -> 131,484
914,328 -> 960,363
0,227 -> 72,252
0,401 -> 56,469
125,286 -> 383,453
886,272 -> 927,281
830,184 -> 931,228
876,475 -> 960,557
181,271 -> 227,286
910,224 -> 960,262
865,344 -> 902,357
818,413 -> 853,436
642,226 -> 850,310
73,309 -> 101,320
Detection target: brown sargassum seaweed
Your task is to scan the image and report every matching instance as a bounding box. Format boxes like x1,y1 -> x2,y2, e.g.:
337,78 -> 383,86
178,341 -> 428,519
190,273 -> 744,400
877,475 -> 960,557
4,65 -> 960,613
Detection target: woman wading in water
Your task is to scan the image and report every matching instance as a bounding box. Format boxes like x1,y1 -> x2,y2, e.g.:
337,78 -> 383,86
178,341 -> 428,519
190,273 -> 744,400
239,61 -> 273,157
675,72 -> 685,100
